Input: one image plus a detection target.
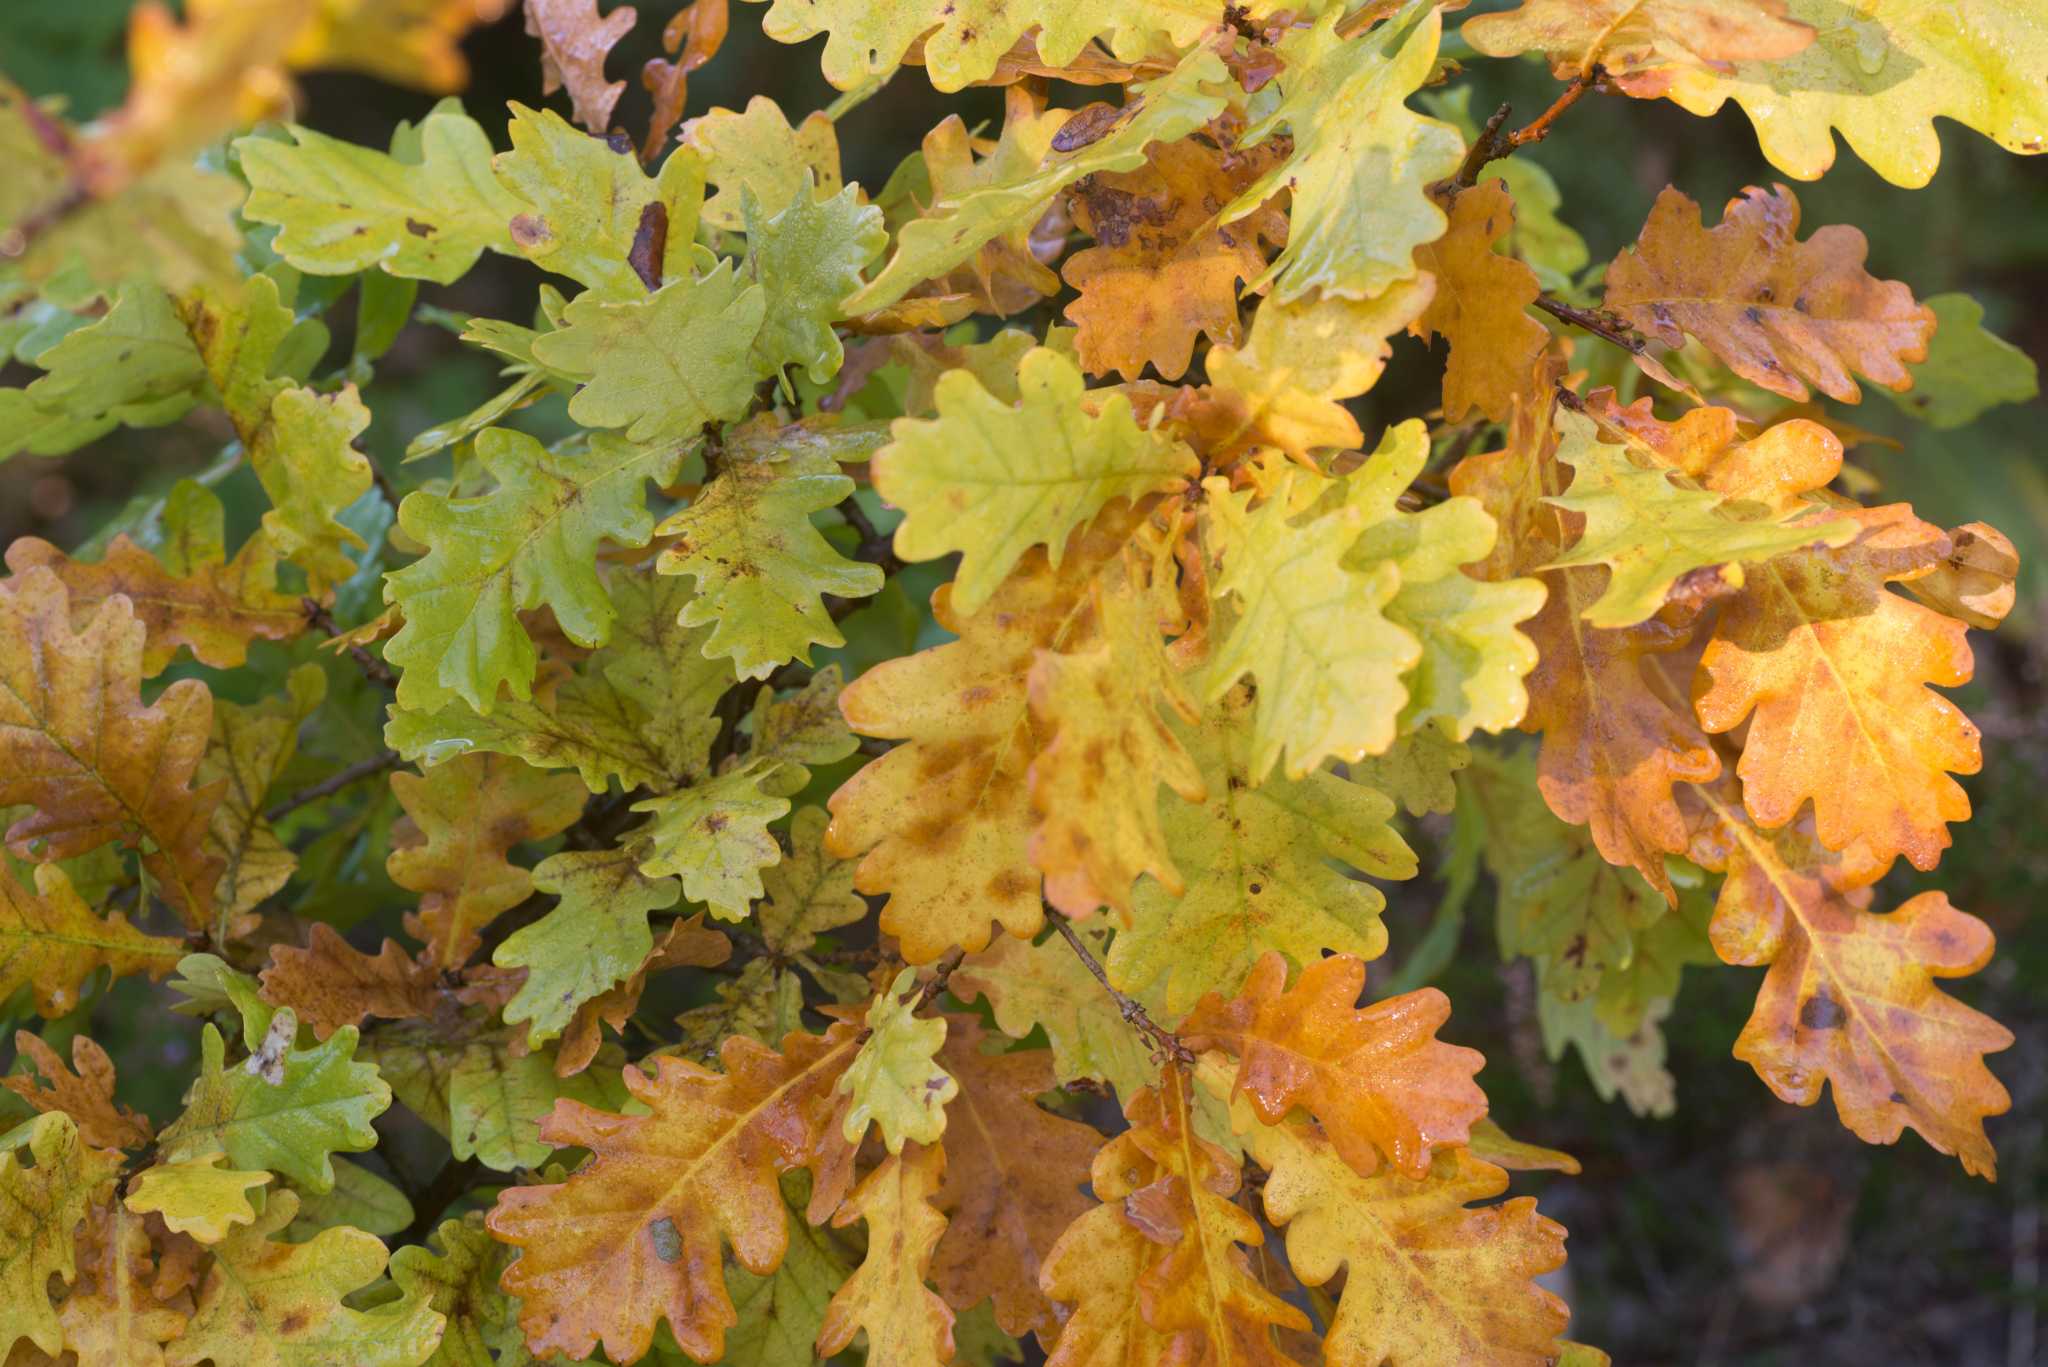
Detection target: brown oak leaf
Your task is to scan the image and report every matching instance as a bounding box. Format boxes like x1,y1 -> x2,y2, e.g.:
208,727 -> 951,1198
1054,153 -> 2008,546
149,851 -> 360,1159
1,1032 -> 153,1150
928,1018 -> 1101,1339
525,0 -> 638,135
0,567 -> 224,928
1606,184 -> 1934,402
258,924 -> 442,1040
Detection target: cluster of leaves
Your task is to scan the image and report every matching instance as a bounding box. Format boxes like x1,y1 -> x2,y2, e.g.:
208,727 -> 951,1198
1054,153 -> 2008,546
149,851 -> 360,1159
0,0 -> 2040,1362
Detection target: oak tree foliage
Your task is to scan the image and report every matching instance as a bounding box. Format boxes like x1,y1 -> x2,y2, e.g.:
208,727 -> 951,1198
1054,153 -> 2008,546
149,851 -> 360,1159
0,0 -> 2039,1361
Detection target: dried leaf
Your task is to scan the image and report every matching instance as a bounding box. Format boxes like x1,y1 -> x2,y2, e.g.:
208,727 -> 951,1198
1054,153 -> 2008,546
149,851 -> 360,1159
524,0 -> 638,136
1,1032 -> 152,1150
259,924 -> 442,1040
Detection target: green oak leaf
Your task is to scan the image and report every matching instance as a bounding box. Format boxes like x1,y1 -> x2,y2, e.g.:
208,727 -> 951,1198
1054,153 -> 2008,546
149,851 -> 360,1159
530,263 -> 768,445
497,846 -> 682,1048
237,105 -> 526,284
741,175 -> 885,383
837,967 -> 957,1153
1541,407 -> 1856,629
1222,3 -> 1462,302
688,95 -> 844,230
632,763 -> 790,919
655,443 -> 882,678
874,345 -> 1196,614
286,1156 -> 414,1239
494,103 -> 707,299
160,1023 -> 391,1194
390,1215 -> 530,1367
250,384 -> 375,587
0,282 -> 203,461
384,428 -> 688,714
1882,292 -> 2039,430
0,1113 -> 119,1357
757,806 -> 866,956
1108,689 -> 1417,1020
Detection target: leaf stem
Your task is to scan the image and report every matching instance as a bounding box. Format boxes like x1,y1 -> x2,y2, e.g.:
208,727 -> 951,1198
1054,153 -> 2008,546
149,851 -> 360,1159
303,598 -> 400,690
1043,905 -> 1194,1067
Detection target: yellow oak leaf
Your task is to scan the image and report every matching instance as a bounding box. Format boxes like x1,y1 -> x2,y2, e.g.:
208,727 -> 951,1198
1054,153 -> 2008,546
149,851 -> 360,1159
124,1153 -> 273,1243
1464,0 -> 1814,96
815,1144 -> 955,1367
0,865 -> 185,1020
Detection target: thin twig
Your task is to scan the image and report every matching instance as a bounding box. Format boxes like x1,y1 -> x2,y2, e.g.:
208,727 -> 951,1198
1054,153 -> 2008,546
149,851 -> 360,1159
1533,294 -> 1647,357
1044,905 -> 1194,1066
266,750 -> 403,822
913,948 -> 966,1011
1447,68 -> 1603,190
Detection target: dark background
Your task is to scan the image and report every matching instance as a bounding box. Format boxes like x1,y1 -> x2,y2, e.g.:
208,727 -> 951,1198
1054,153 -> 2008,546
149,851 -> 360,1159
3,3 -> 2044,1362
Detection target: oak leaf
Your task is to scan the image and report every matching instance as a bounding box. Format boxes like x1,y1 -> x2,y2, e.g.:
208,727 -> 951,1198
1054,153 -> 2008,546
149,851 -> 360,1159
1687,782 -> 2012,1177
684,94 -> 842,231
874,345 -> 1197,615
1227,1082 -> 1573,1367
485,1023 -> 862,1363
524,0 -> 638,135
166,1188 -> 445,1367
123,1152 -> 272,1243
1463,0 -> 1813,96
1695,502 -> 1981,874
388,1214 -> 526,1367
0,1113 -> 121,1357
1037,1071 -> 1310,1367
630,761 -> 791,918
0,568 -> 224,928
1606,184 -> 1934,402
1,1032 -> 153,1150
1062,132 -> 1288,381
828,520 -> 1134,963
3,528 -> 307,678
1107,688 -> 1417,1020
159,1023 -> 391,1194
1655,0 -> 2048,189
953,929 -> 1158,1102
655,440 -> 882,679
814,1144 -> 956,1366
740,173 -> 887,384
1410,181 -> 1549,424
258,924 -> 441,1040
1027,556 -> 1204,916
0,865 -> 184,1018
927,1018 -> 1101,1339
53,1198 -> 189,1367
387,751 -> 588,969
838,968 -> 958,1153
1220,7 -> 1462,303
1184,952 -> 1486,1180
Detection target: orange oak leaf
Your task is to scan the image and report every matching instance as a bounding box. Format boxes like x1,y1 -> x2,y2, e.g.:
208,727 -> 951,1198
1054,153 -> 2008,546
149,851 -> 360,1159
524,0 -> 638,135
257,924 -> 442,1040
1062,130 -> 1288,381
386,753 -> 589,969
1685,781 -> 2012,1178
1027,551 -> 1205,918
5,531 -> 310,677
0,567 -> 224,928
1903,521 -> 2018,633
928,1017 -> 1101,1339
1520,569 -> 1719,900
1410,180 -> 1549,423
815,1143 -> 956,1366
1695,502 -> 1980,875
486,1021 -> 861,1363
556,914 -> 732,1076
639,0 -> 728,161
1038,1069 -> 1311,1367
1183,952 -> 1487,1180
1606,184 -> 1934,403
1,1032 -> 153,1150
828,515 -> 1135,962
57,1200 -> 189,1367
